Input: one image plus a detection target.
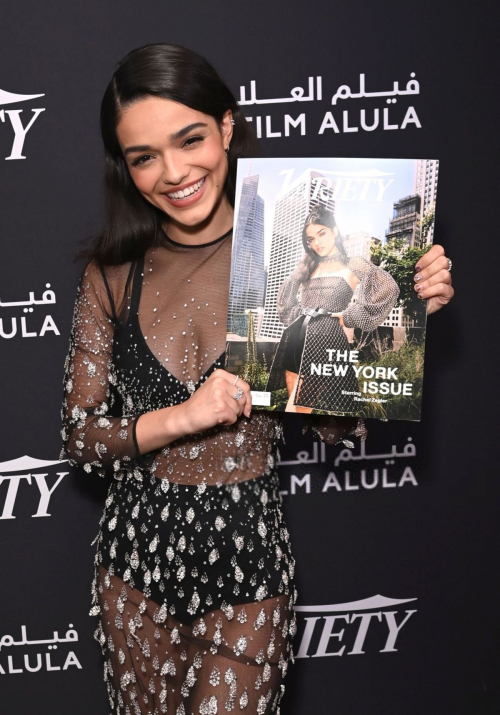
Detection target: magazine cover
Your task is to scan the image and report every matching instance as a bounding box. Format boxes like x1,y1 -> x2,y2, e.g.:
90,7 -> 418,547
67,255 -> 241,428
225,158 -> 439,421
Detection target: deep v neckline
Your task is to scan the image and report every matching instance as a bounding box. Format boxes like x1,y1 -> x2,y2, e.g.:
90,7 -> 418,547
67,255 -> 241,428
136,322 -> 225,394
130,255 -> 225,395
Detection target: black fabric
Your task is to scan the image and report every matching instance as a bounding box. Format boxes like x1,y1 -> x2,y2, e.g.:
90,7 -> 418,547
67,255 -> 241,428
280,315 -> 306,374
99,469 -> 293,626
62,235 -> 299,714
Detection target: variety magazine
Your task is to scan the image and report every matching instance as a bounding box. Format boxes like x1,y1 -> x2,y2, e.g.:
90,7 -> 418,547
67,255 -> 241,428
225,158 -> 439,421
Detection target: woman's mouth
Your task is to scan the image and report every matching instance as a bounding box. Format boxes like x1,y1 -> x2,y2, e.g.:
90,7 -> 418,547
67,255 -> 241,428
162,177 -> 207,206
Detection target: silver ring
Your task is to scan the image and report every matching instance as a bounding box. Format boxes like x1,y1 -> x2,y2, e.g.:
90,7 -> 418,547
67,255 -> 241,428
232,375 -> 240,386
447,258 -> 452,272
233,387 -> 244,401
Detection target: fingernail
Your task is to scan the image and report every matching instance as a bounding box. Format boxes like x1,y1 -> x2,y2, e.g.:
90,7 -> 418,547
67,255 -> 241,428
418,293 -> 424,299
416,265 -> 422,272
415,284 -> 422,292
415,274 -> 422,282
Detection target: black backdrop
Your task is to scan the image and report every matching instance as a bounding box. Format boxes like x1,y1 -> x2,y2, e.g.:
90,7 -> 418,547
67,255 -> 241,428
1,1 -> 499,713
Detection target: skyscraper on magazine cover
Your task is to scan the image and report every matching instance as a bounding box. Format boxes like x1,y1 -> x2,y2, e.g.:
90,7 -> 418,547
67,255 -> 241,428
385,194 -> 422,247
228,174 -> 266,333
260,170 -> 335,340
414,159 -> 439,246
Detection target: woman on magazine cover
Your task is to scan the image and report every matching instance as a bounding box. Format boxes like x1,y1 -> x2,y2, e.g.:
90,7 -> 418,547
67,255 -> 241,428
60,43 -> 453,714
267,206 -> 399,414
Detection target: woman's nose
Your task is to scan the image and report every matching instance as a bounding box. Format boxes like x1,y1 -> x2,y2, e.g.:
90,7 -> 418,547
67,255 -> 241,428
161,152 -> 188,186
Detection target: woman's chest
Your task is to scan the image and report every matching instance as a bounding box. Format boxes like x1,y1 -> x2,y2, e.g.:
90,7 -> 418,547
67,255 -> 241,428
111,241 -> 231,409
301,276 -> 354,309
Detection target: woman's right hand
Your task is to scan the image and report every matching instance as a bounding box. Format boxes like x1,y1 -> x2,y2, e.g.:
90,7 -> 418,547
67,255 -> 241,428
329,312 -> 345,328
175,369 -> 252,434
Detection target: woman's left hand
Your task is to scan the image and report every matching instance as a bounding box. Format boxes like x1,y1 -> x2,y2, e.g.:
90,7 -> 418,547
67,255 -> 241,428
414,244 -> 454,315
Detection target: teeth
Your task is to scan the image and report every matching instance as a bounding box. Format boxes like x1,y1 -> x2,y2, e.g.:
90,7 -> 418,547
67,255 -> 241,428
167,178 -> 205,200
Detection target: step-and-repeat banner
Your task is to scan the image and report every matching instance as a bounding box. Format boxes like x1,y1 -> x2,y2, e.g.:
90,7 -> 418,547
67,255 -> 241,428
1,2 -> 498,713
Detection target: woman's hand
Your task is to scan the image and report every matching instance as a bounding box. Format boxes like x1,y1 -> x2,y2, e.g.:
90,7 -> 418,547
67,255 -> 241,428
329,312 -> 346,327
414,244 -> 454,315
175,369 -> 252,435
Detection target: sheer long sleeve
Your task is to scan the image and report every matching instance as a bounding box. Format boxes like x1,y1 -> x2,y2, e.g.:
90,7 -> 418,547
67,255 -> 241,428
276,273 -> 302,326
341,256 -> 399,332
60,261 -> 141,479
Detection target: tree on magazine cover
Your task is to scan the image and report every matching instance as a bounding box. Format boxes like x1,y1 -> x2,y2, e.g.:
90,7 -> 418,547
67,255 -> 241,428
371,235 -> 431,324
242,311 -> 269,391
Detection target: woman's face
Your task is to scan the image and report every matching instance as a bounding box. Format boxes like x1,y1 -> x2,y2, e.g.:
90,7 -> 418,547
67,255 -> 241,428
305,222 -> 339,257
116,96 -> 233,235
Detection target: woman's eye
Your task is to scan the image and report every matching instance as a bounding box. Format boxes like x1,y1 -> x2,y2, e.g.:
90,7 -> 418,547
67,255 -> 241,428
132,154 -> 153,167
183,135 -> 205,148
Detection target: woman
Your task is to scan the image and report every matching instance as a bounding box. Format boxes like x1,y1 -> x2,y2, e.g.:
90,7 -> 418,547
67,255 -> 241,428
60,44 -> 453,714
267,206 -> 399,415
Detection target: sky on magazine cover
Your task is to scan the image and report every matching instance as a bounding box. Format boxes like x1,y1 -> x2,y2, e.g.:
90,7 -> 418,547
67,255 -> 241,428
235,157 -> 422,265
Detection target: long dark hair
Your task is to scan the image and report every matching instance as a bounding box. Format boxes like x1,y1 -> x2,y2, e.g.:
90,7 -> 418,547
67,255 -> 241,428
294,205 -> 348,283
84,43 -> 259,266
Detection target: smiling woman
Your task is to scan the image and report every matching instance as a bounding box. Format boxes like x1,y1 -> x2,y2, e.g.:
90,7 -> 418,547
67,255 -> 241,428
61,42 -> 452,715
93,43 -> 259,265
117,98 -> 234,241
63,43 -> 351,715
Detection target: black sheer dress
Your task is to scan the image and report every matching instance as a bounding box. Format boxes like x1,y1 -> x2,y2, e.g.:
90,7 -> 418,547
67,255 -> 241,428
61,229 -> 359,715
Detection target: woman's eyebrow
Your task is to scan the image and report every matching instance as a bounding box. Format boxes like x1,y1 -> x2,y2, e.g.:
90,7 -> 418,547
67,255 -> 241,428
169,122 -> 208,141
124,144 -> 152,156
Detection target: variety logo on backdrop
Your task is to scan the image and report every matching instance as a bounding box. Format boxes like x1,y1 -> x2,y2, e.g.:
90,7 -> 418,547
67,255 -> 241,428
0,622 -> 82,675
278,438 -> 418,495
238,71 -> 421,138
295,594 -> 417,658
0,87 -> 45,160
0,456 -> 69,520
0,283 -> 60,339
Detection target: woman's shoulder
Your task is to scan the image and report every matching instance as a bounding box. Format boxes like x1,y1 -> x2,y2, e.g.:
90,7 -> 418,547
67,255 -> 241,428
79,259 -> 136,321
345,255 -> 375,277
82,258 -> 134,287
310,262 -> 350,279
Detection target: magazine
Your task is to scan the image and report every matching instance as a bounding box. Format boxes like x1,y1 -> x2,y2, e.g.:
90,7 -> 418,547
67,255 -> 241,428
225,158 -> 439,421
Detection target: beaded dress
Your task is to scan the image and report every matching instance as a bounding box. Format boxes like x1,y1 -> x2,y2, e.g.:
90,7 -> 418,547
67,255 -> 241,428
266,255 -> 399,414
60,229 -> 351,715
